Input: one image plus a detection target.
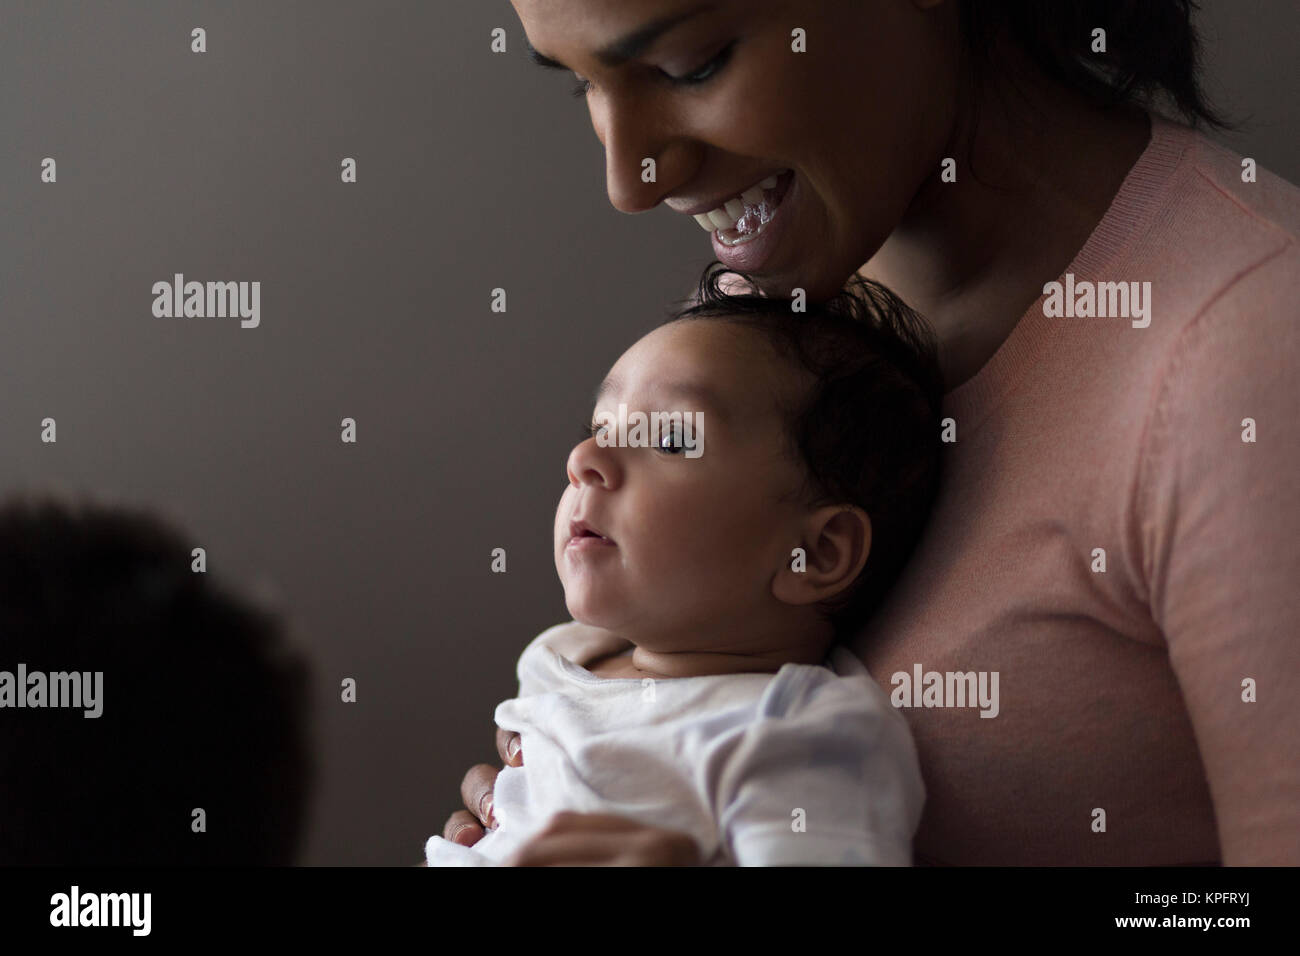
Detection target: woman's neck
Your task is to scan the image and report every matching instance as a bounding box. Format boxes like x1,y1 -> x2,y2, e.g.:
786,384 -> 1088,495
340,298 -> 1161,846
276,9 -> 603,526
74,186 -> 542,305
861,42 -> 1153,391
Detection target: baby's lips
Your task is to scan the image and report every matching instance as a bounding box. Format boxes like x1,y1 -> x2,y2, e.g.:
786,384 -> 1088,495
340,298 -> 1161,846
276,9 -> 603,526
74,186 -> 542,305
569,517 -> 615,543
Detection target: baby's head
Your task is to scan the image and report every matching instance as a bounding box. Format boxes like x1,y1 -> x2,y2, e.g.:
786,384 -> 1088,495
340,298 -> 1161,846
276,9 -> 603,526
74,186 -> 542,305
554,264 -> 943,665
0,494 -> 315,864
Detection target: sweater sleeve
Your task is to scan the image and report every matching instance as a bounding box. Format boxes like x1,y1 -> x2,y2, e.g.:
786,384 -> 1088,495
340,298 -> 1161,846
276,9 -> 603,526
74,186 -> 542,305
1136,245 -> 1300,864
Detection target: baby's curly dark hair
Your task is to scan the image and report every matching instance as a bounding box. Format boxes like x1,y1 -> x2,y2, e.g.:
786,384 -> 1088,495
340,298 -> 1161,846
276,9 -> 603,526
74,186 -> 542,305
667,263 -> 945,641
0,493 -> 315,864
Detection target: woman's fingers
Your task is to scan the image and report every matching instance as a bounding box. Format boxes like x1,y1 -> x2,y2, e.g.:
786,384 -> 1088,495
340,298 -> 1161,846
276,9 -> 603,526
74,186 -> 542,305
504,812 -> 701,866
459,762 -> 500,828
495,727 -> 523,766
505,832 -> 632,867
442,809 -> 485,847
446,731 -> 515,846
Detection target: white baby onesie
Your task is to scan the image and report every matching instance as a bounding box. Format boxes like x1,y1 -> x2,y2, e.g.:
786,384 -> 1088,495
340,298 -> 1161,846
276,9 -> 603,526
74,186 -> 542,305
425,621 -> 924,866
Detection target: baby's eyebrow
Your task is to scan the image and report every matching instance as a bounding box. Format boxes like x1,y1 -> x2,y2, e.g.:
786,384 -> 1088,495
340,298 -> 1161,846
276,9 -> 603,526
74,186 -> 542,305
594,376 -> 726,422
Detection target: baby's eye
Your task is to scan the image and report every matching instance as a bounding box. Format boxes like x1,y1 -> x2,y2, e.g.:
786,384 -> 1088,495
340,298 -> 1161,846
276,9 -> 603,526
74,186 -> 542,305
582,420 -> 610,442
657,427 -> 685,454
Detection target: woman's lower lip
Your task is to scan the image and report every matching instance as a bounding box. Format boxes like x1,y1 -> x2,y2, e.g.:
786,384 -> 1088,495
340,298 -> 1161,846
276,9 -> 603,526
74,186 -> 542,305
710,170 -> 796,273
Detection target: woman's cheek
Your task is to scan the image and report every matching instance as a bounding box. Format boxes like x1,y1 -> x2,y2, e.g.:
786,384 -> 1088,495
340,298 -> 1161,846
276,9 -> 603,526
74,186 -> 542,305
710,59 -> 814,156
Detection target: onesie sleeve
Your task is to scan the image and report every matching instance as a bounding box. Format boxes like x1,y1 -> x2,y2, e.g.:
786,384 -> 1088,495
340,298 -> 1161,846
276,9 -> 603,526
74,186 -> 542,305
1136,246 -> 1300,864
714,666 -> 925,866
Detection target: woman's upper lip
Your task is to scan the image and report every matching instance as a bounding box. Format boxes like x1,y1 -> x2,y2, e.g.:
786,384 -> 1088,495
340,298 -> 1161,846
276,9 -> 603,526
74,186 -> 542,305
666,171 -> 789,217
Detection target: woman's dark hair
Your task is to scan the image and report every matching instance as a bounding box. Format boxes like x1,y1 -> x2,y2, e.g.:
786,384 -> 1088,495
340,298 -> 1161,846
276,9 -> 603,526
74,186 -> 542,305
667,263 -> 944,640
962,0 -> 1229,129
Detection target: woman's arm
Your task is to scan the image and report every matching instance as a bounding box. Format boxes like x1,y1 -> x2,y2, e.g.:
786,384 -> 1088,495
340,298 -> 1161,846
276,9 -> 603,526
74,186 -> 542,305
1138,250 -> 1300,863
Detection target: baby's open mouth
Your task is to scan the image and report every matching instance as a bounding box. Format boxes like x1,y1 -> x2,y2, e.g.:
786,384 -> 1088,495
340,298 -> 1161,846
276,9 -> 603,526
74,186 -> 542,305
568,518 -> 615,546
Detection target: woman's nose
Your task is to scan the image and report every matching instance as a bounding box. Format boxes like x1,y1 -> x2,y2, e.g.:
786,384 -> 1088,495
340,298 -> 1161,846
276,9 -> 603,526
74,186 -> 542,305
566,437 -> 621,489
593,94 -> 697,214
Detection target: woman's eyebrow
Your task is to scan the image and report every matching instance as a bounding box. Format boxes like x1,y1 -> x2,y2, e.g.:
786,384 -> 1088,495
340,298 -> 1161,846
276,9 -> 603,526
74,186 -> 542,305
526,1 -> 719,71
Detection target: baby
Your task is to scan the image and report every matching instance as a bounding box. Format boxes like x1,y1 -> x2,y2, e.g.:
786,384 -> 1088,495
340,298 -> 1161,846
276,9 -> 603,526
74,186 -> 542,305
425,265 -> 944,866
0,494 -> 314,865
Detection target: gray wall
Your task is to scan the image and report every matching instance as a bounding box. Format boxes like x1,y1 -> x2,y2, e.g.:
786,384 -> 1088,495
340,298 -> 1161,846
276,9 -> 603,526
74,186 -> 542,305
0,1 -> 1294,865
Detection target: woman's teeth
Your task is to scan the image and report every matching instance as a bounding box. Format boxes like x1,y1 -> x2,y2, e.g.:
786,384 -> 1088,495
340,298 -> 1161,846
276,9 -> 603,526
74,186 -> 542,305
692,174 -> 784,241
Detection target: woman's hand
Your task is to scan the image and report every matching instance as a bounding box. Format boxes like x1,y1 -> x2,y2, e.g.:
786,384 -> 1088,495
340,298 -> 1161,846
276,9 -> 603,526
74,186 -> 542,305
436,727 -> 701,865
440,727 -> 522,849
504,812 -> 702,866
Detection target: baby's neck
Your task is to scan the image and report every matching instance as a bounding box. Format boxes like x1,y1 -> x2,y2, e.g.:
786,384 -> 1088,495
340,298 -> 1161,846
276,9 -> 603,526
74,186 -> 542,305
599,635 -> 831,680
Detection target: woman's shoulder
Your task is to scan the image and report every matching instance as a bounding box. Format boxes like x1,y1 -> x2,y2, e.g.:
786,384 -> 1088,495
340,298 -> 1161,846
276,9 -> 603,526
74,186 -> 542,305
1142,113 -> 1300,283
1106,114 -> 1300,345
1167,114 -> 1300,242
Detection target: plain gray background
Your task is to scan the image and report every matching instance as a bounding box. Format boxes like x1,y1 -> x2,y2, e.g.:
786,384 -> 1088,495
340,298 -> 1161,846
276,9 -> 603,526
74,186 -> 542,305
1,1 -> 1296,865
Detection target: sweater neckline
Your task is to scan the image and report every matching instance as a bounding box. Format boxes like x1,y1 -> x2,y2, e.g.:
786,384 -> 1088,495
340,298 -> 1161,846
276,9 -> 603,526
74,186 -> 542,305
942,111 -> 1192,430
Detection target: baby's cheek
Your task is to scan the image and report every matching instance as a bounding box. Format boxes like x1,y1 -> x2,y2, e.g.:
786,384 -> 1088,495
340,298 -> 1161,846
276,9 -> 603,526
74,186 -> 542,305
650,518 -> 751,589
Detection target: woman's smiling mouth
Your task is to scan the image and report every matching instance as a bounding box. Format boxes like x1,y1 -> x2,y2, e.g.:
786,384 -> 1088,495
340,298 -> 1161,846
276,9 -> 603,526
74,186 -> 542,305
687,170 -> 793,240
674,170 -> 797,273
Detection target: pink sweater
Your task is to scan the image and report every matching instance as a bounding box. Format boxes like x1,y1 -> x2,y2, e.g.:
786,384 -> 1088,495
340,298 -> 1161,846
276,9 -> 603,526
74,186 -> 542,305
853,112 -> 1300,865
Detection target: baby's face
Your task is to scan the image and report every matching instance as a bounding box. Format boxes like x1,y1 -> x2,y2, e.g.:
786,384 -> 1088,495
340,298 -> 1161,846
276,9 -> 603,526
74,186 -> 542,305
554,319 -> 811,651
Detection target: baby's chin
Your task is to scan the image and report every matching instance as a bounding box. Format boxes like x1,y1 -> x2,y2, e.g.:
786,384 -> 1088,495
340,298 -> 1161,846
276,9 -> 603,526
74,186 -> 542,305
563,592 -> 617,630
562,582 -> 645,634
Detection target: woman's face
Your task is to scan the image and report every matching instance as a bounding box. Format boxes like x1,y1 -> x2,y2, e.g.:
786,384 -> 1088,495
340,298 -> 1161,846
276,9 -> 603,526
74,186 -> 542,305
511,0 -> 961,300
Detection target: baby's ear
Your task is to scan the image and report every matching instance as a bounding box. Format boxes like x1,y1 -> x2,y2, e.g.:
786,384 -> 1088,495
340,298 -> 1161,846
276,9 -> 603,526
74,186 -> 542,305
771,506 -> 872,607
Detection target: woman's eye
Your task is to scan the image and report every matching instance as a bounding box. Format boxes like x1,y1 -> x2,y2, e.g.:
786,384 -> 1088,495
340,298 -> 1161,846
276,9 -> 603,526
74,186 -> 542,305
662,41 -> 736,86
569,41 -> 736,97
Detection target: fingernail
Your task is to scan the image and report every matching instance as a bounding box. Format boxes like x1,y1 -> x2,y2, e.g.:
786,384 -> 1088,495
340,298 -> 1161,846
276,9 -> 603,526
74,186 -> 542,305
450,823 -> 474,846
507,736 -> 521,760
